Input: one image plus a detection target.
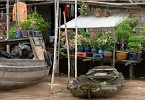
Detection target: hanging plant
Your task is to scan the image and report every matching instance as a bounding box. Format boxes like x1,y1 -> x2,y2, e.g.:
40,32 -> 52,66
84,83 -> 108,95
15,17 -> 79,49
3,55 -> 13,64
79,0 -> 90,16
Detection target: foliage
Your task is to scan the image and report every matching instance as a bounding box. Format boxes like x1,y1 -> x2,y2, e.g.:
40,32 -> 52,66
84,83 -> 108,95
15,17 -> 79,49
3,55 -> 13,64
60,30 -> 75,49
96,32 -> 115,51
96,8 -> 101,12
77,29 -> 90,46
127,35 -> 143,52
140,27 -> 145,35
90,38 -> 98,48
127,42 -> 142,52
79,0 -> 90,16
9,25 -> 17,39
21,11 -> 50,31
116,18 -> 139,51
78,29 -> 89,37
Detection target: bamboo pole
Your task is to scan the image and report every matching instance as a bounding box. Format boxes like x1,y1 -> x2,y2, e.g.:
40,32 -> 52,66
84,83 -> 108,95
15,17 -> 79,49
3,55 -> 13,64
56,8 -> 62,75
113,29 -> 116,67
6,0 -> 9,40
1,10 -> 3,17
51,0 -> 59,93
6,0 -> 10,53
63,12 -> 71,81
74,0 -> 78,78
16,0 -> 19,26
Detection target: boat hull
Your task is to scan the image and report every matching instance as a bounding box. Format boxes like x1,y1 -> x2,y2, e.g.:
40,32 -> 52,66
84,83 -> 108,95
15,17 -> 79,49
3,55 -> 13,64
67,66 -> 124,98
0,59 -> 50,90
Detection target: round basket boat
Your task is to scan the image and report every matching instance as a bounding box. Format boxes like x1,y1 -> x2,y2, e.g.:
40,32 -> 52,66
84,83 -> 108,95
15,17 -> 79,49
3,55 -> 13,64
0,59 -> 50,90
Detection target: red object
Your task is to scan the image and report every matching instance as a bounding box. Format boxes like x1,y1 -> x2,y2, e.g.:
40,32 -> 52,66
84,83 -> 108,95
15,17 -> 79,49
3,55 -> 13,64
64,5 -> 70,18
77,52 -> 92,57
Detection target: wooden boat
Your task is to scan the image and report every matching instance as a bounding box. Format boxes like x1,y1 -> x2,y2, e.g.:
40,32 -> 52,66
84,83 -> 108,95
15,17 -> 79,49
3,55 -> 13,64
0,33 -> 52,90
67,66 -> 124,99
0,59 -> 49,90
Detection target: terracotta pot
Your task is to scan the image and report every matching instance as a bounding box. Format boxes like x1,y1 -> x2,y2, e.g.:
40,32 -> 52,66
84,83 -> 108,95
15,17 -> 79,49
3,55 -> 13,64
116,50 -> 129,60
103,51 -> 113,59
95,12 -> 101,17
104,12 -> 110,17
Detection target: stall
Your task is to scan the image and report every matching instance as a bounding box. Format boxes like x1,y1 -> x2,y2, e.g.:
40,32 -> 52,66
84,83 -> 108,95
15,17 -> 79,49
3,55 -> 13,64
59,12 -> 141,79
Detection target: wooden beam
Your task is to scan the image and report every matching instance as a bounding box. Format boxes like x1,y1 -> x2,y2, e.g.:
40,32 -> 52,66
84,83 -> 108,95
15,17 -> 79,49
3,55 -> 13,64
86,1 -> 145,6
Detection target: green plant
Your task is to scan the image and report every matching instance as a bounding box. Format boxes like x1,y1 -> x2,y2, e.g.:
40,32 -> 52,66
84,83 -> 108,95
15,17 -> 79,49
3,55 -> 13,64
9,25 -> 17,39
21,11 -> 50,31
127,42 -> 142,52
96,8 -> 101,12
90,38 -> 98,48
140,27 -> 145,36
79,0 -> 90,16
127,35 -> 143,52
116,18 -> 139,51
60,30 -> 75,49
78,29 -> 89,37
99,32 -> 115,51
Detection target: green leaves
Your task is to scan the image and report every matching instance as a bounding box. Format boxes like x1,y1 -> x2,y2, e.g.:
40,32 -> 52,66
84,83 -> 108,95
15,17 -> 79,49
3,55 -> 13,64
21,11 -> 50,31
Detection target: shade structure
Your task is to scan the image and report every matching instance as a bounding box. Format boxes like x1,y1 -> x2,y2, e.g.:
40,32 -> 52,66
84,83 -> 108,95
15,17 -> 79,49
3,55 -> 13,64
60,12 -> 130,28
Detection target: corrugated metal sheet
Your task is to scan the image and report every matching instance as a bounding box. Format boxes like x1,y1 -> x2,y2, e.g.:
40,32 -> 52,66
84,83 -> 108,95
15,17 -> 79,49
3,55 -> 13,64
60,12 -> 130,28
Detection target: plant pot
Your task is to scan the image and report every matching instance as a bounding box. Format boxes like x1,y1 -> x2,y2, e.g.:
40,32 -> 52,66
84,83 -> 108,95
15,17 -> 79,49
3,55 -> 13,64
98,49 -> 104,58
16,32 -> 23,38
129,52 -> 137,61
91,48 -> 97,53
77,46 -> 84,52
84,46 -> 91,52
104,13 -> 110,17
103,50 -> 113,59
116,50 -> 129,60
95,12 -> 101,17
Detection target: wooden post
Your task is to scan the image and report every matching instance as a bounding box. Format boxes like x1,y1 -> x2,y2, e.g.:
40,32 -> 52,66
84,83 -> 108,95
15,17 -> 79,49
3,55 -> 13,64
75,0 -> 78,78
6,0 -> 10,53
113,29 -> 116,67
16,0 -> 19,26
51,0 -> 59,93
56,8 -> 61,75
63,12 -> 71,81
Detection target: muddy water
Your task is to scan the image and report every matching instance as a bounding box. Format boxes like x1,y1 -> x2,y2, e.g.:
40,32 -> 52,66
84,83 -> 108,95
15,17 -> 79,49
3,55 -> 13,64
0,77 -> 145,100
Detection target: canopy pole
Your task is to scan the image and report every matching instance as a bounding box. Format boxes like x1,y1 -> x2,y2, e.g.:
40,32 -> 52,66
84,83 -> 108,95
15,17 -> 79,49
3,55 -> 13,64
6,0 -> 9,40
51,0 -> 59,93
6,0 -> 10,53
16,0 -> 19,26
63,12 -> 71,81
113,29 -> 116,67
56,8 -> 61,76
74,0 -> 78,78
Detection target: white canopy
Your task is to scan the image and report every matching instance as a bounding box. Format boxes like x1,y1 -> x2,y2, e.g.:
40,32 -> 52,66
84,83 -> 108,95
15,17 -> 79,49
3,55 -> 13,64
60,12 -> 130,28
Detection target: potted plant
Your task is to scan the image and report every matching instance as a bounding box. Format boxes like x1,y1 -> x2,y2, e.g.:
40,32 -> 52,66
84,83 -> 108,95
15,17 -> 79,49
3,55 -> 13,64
101,32 -> 115,58
90,38 -> 98,53
127,35 -> 143,60
21,11 -> 50,36
95,8 -> 101,17
79,0 -> 90,16
104,9 -> 111,17
76,29 -> 91,52
115,18 -> 139,60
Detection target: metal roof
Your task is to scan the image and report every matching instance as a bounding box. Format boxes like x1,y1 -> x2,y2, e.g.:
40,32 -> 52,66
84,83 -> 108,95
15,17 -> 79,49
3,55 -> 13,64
60,12 -> 130,28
